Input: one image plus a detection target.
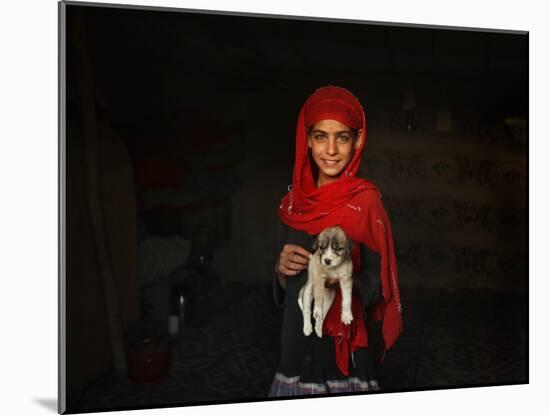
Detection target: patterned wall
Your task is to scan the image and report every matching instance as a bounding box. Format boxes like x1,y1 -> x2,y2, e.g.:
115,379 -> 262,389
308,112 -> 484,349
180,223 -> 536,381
361,125 -> 527,292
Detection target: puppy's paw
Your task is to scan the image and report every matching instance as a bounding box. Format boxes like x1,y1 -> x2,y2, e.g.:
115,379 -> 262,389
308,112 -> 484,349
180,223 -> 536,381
303,322 -> 313,336
313,307 -> 322,321
341,309 -> 354,325
315,319 -> 323,338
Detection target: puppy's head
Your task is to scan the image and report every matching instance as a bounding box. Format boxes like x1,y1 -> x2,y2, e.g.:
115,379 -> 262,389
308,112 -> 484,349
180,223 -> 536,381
312,226 -> 353,269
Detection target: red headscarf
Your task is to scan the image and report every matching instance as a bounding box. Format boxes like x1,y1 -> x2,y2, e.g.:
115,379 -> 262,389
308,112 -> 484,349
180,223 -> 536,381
278,86 -> 403,372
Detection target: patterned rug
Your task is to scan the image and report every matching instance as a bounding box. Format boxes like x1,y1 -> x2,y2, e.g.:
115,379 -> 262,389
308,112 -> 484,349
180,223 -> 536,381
74,282 -> 527,412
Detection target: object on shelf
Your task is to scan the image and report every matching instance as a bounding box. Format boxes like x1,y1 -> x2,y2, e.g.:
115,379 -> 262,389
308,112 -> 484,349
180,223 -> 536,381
435,110 -> 454,132
170,283 -> 195,328
401,85 -> 417,133
168,315 -> 179,336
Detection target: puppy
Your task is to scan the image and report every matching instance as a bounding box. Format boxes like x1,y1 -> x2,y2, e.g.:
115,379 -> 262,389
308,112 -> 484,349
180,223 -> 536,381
298,226 -> 354,338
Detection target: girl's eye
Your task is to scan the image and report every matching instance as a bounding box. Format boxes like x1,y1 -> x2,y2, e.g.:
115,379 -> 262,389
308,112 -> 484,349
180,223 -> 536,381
337,135 -> 351,143
314,135 -> 326,141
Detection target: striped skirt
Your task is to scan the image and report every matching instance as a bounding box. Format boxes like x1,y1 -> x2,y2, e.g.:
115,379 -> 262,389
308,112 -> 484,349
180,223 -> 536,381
268,371 -> 380,397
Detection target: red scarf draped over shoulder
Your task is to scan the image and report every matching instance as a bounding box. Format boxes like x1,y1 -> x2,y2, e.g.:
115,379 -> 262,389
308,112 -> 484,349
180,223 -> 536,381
278,86 -> 403,374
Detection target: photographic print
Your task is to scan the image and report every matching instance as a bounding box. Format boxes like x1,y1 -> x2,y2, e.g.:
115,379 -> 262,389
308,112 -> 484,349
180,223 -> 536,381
59,1 -> 528,413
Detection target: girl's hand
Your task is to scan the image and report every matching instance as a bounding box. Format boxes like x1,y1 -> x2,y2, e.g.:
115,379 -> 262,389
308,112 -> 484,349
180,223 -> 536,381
277,244 -> 312,276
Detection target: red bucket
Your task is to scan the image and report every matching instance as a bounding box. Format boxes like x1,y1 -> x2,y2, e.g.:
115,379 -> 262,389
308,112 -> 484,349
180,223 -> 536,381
127,333 -> 172,383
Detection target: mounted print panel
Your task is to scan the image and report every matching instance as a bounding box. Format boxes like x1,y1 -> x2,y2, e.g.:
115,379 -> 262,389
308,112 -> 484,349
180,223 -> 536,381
59,1 -> 528,413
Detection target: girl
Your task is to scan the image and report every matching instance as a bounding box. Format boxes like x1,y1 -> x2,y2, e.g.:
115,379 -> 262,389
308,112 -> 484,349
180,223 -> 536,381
268,85 -> 402,396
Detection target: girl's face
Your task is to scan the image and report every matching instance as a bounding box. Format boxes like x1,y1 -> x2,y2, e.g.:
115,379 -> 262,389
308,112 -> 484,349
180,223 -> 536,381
307,119 -> 363,187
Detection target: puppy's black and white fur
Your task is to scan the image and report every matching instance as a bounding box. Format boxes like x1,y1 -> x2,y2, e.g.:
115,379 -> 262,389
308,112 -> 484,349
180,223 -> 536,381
298,226 -> 354,338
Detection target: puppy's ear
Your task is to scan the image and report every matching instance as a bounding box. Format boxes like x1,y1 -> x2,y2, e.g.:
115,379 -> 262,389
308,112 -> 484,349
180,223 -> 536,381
312,237 -> 319,252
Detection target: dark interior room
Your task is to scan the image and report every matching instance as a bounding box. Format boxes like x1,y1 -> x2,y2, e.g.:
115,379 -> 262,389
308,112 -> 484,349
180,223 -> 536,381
62,3 -> 527,412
